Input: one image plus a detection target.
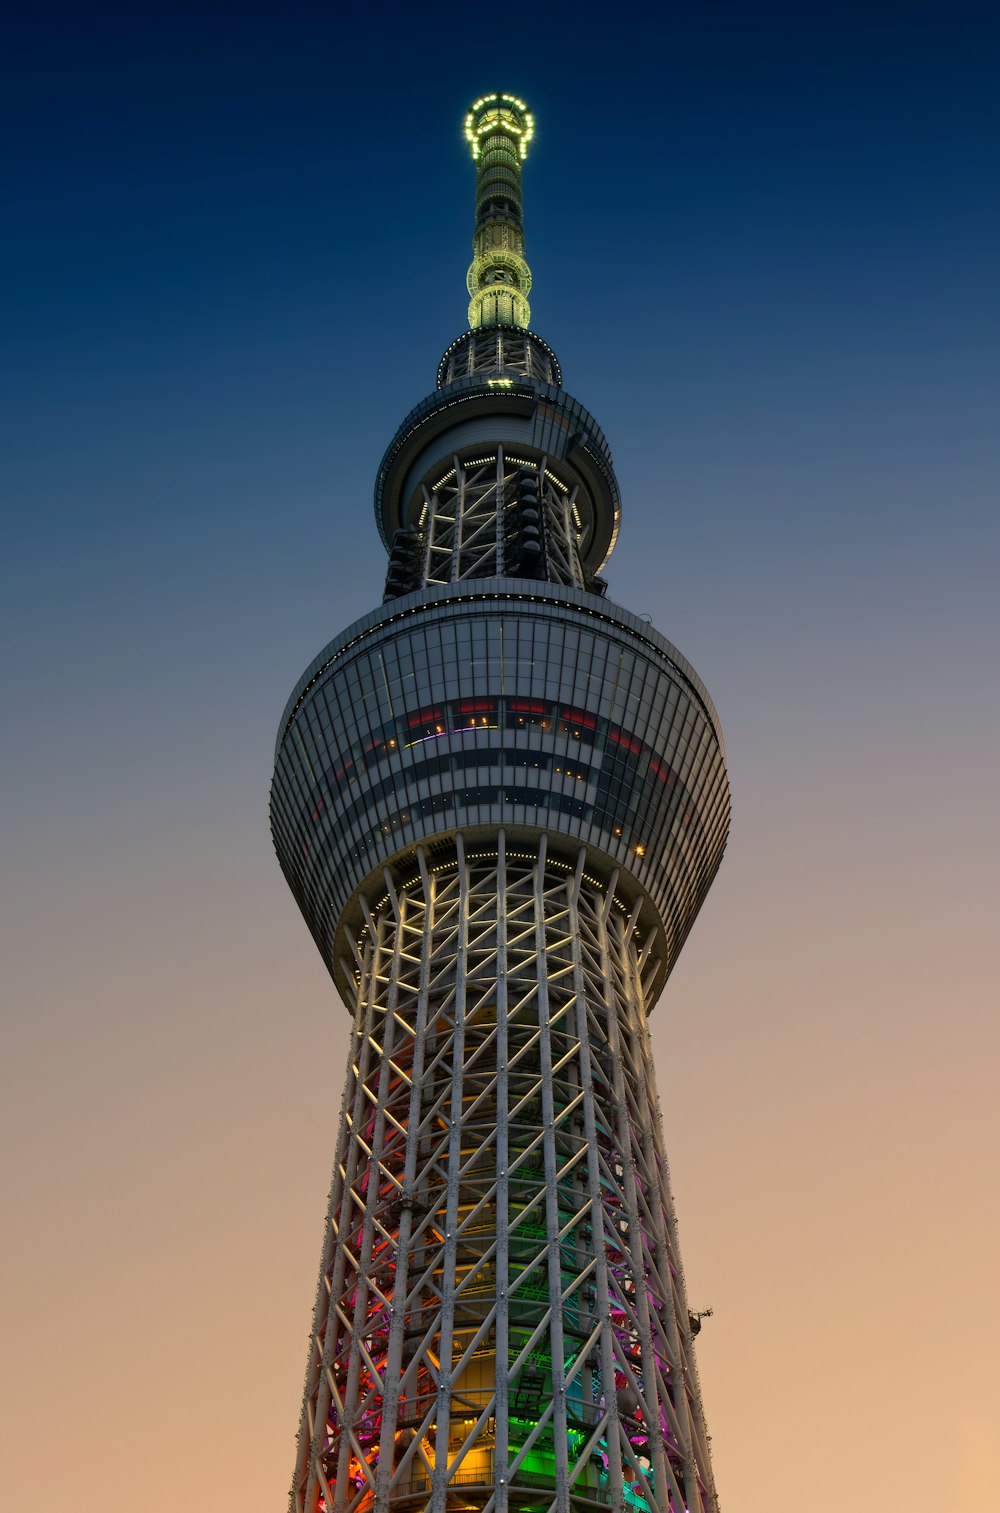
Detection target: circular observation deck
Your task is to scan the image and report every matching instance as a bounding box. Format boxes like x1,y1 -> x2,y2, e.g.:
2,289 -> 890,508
270,582 -> 730,1009
375,378 -> 621,575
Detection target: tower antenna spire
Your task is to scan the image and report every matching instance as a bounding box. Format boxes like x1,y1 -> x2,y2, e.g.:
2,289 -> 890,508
464,92 -> 535,329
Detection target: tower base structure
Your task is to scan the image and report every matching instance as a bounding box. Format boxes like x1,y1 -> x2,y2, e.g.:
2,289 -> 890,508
291,835 -> 717,1513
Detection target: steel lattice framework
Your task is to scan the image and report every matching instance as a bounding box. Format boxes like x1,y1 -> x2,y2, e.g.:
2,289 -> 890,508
272,94 -> 731,1513
421,451 -> 584,591
291,839 -> 716,1513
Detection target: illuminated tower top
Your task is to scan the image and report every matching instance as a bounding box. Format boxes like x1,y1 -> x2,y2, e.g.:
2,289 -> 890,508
374,93 -> 624,591
464,92 -> 535,330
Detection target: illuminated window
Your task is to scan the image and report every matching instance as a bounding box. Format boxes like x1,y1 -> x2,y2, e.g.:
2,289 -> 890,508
557,706 -> 598,740
406,706 -> 448,743
453,697 -> 498,731
506,697 -> 551,731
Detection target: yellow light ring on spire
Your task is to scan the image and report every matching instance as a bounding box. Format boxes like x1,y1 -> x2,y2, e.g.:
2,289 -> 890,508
466,250 -> 532,299
464,93 -> 535,161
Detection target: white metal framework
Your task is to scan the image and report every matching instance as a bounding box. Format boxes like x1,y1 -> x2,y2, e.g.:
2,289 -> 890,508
290,834 -> 716,1513
420,450 -> 585,589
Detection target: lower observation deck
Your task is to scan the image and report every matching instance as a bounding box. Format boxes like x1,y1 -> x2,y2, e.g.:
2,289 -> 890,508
270,582 -> 730,1007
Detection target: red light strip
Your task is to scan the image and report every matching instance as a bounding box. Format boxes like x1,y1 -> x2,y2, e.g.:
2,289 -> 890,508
608,728 -> 643,754
560,706 -> 597,728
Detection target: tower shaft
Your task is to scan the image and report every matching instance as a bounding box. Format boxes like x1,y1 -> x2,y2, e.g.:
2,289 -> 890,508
272,96 -> 730,1513
290,841 -> 717,1513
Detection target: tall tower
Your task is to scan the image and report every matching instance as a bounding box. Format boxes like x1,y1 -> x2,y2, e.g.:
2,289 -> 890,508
271,94 -> 731,1513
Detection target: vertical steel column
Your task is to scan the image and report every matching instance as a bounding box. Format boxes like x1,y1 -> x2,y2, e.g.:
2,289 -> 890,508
532,838 -> 571,1509
300,919 -> 385,1513
612,911 -> 714,1513
495,446 -> 506,577
374,850 -> 433,1513
567,863 -> 625,1513
432,836 -> 470,1513
451,457 -> 465,584
494,833 -> 510,1513
332,897 -> 404,1513
593,900 -> 686,1513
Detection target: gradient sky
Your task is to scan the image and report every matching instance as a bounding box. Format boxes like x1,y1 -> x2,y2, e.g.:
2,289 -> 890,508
2,4 -> 998,1510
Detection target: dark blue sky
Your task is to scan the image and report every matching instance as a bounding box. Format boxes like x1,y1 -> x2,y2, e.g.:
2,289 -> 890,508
4,3 -> 997,661
4,1 -> 997,839
3,7 -> 999,1512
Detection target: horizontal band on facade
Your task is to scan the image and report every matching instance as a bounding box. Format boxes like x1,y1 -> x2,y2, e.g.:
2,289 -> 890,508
275,582 -> 724,762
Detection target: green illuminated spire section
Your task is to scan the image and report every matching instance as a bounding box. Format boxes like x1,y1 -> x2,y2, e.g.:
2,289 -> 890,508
465,93 -> 534,330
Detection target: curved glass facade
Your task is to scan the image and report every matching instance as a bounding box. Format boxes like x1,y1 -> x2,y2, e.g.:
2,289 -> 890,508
271,582 -> 729,1007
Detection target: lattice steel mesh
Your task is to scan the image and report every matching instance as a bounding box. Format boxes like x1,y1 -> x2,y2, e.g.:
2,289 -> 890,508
290,836 -> 717,1513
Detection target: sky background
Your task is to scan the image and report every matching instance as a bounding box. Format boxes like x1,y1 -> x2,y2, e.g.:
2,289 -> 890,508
2,2 -> 998,1509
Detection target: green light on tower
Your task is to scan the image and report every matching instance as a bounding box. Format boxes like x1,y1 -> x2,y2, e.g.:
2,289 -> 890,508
464,93 -> 534,330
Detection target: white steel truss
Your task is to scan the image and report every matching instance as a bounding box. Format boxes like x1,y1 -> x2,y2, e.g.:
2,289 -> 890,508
290,834 -> 717,1513
419,451 -> 586,589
